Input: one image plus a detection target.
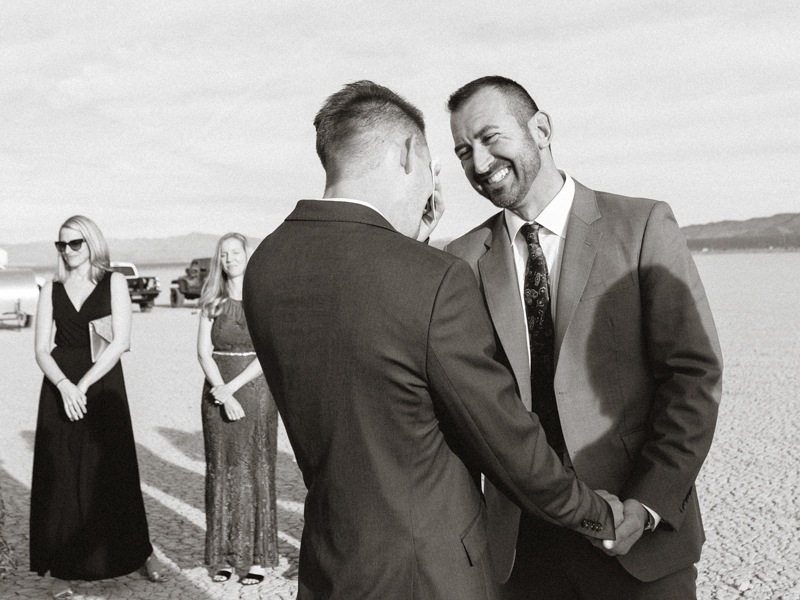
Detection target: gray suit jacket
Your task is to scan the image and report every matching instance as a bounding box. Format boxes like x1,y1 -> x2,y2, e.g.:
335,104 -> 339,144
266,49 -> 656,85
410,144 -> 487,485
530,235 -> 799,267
243,200 -> 615,600
447,180 -> 723,583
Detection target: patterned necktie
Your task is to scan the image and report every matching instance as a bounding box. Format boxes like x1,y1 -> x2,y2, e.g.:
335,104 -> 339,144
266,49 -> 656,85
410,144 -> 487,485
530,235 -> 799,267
521,223 -> 566,455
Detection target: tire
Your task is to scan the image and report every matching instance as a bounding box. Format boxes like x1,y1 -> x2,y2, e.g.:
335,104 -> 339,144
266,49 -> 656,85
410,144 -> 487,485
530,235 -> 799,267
170,288 -> 185,308
140,302 -> 154,313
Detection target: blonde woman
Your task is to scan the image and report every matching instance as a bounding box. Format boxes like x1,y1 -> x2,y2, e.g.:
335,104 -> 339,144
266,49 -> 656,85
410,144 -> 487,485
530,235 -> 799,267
31,216 -> 165,599
197,233 -> 279,586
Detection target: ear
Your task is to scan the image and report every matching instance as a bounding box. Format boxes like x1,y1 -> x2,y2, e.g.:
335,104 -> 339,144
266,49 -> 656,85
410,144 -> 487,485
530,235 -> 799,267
527,111 -> 554,149
400,133 -> 418,175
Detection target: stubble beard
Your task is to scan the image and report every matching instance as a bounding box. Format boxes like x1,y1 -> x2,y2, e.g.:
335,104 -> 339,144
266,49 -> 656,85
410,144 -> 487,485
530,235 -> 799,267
480,135 -> 541,211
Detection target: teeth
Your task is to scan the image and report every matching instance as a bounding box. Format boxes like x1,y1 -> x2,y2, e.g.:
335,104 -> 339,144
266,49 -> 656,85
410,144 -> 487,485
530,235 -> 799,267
487,168 -> 509,184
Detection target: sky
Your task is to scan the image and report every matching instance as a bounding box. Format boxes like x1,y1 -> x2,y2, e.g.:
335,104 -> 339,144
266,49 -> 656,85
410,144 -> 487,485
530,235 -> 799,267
1,0 -> 798,245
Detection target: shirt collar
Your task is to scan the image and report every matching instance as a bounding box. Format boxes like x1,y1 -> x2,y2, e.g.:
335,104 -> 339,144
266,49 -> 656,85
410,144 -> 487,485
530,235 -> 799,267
312,197 -> 388,221
504,172 -> 575,245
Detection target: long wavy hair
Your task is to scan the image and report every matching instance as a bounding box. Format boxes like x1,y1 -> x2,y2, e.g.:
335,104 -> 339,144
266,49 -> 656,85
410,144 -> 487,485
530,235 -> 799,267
199,232 -> 250,319
55,215 -> 111,284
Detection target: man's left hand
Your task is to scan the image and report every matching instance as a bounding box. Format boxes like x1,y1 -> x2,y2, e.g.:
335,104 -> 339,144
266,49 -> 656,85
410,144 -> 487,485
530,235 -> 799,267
594,499 -> 648,556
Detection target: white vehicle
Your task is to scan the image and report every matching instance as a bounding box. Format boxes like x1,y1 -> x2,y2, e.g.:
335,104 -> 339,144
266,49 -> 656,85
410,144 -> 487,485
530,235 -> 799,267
0,268 -> 40,328
109,262 -> 161,312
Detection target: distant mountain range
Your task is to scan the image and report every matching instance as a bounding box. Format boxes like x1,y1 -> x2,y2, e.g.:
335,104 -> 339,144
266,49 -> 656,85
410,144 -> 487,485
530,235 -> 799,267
3,232 -> 261,268
3,213 -> 799,267
682,213 -> 800,251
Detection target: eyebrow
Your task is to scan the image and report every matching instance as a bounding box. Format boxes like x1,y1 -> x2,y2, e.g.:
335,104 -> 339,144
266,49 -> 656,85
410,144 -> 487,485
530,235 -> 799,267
453,125 -> 498,155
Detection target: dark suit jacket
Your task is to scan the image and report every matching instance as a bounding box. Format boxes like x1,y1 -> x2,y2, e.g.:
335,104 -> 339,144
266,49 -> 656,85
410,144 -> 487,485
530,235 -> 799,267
447,180 -> 723,583
243,200 -> 615,600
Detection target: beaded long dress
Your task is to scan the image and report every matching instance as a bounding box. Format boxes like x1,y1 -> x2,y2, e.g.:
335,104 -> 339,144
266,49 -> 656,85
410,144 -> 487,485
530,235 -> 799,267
30,273 -> 152,580
202,298 -> 279,569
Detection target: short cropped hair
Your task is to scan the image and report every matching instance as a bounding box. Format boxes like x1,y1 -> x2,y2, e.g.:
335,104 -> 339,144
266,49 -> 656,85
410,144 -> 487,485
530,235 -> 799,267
314,80 -> 426,179
447,76 -> 539,129
55,215 -> 111,284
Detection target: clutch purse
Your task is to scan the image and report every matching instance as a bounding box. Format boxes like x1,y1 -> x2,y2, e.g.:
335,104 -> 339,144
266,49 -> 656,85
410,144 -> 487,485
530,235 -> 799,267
89,315 -> 114,363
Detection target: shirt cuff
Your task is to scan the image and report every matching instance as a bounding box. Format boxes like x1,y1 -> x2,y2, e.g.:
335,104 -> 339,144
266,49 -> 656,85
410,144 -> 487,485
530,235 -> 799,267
641,503 -> 661,530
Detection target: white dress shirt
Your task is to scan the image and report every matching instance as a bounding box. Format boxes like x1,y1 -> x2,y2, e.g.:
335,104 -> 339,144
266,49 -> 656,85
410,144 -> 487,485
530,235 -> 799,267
314,197 -> 389,221
503,173 -> 661,530
504,172 -> 574,365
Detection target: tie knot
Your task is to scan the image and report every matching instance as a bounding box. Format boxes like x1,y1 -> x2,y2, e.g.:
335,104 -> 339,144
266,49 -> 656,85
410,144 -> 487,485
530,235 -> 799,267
521,222 -> 541,245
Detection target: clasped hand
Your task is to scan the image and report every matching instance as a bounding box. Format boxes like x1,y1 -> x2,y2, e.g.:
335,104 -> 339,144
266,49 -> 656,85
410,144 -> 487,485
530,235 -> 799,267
593,490 -> 649,556
211,384 -> 245,421
58,380 -> 87,421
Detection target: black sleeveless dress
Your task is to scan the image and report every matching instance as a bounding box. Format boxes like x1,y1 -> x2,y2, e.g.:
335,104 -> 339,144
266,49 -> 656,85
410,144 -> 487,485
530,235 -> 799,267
29,272 -> 152,580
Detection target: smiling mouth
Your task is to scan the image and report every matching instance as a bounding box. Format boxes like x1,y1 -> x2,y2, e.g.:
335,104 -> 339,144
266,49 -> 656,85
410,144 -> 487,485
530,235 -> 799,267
485,167 -> 510,185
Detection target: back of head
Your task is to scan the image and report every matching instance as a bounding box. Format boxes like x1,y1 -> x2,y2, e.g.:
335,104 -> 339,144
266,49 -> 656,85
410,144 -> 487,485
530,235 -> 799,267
447,75 -> 539,129
314,80 -> 427,181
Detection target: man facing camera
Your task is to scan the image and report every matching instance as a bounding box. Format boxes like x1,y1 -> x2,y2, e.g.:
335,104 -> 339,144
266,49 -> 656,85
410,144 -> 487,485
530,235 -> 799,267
446,75 -> 723,599
243,80 -> 621,600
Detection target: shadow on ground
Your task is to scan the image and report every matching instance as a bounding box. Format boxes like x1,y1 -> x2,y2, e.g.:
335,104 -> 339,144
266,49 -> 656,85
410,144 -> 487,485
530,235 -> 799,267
156,426 -> 205,463
1,456 -> 221,599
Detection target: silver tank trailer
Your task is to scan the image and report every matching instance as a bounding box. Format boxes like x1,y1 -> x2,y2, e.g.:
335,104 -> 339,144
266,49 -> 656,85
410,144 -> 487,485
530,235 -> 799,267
0,269 -> 40,327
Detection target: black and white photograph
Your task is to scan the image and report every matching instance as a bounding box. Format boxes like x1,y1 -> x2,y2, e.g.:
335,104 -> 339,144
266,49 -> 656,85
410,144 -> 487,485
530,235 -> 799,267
1,2 -> 798,599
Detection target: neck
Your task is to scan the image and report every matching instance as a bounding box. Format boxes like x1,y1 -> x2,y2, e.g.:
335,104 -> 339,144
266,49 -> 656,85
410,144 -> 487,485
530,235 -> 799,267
512,163 -> 565,222
67,262 -> 92,280
323,178 -> 379,205
227,275 -> 243,299
323,177 -> 401,230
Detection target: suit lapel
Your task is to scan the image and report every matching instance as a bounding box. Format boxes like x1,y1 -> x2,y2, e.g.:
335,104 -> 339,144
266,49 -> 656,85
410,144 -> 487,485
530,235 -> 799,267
478,214 -> 532,410
554,181 -> 602,365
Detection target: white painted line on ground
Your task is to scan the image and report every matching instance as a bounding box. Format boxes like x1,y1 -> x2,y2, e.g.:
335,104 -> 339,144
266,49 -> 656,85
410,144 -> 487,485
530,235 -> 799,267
277,499 -> 304,514
142,482 -> 207,529
149,543 -> 212,595
140,437 -> 205,476
141,482 -> 302,549
278,531 -> 301,549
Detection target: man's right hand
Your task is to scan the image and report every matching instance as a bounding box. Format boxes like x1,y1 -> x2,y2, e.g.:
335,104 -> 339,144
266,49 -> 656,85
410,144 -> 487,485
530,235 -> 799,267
594,489 -> 624,531
598,498 -> 649,556
416,162 -> 444,242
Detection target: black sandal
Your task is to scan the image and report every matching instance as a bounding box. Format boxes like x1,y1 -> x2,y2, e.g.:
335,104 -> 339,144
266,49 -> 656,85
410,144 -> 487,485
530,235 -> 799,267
212,569 -> 233,583
241,572 -> 265,586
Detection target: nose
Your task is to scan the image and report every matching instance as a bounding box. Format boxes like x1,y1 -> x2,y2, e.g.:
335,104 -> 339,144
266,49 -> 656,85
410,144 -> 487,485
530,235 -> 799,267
472,146 -> 494,175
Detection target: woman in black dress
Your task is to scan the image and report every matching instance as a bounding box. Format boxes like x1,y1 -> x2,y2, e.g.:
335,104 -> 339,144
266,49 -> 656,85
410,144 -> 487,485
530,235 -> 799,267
197,232 -> 279,586
31,215 -> 165,599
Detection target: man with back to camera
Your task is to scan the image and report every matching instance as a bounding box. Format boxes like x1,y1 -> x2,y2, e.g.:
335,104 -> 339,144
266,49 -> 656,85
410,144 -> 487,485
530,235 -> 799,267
445,75 -> 723,599
243,80 -> 625,600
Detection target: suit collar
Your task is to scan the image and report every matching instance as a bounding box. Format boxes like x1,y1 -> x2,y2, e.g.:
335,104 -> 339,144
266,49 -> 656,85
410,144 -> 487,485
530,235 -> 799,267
568,179 -> 601,226
553,180 -> 602,363
478,212 -> 533,410
286,199 -> 398,234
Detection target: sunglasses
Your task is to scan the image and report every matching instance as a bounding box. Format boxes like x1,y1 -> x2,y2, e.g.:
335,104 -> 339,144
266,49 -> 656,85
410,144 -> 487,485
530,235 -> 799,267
55,239 -> 85,253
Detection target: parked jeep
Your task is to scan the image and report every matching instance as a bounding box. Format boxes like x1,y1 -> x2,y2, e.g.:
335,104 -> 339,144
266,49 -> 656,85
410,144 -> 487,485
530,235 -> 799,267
170,257 -> 211,307
109,262 -> 161,312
